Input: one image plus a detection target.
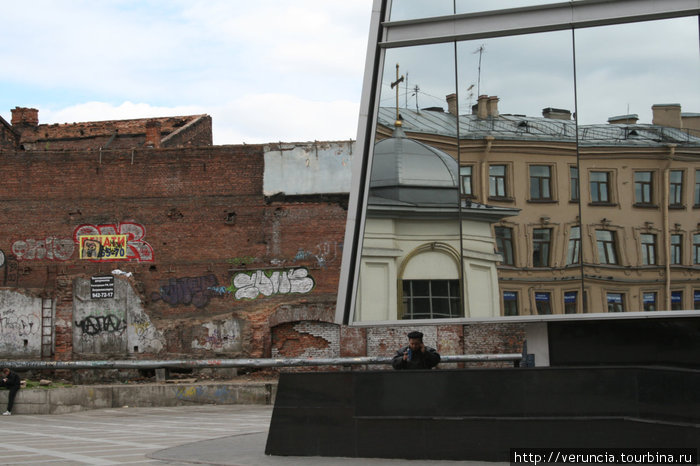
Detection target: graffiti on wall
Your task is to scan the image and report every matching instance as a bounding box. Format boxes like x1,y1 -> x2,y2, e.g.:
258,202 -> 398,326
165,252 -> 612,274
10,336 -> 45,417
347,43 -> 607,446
0,309 -> 40,338
293,241 -> 343,268
73,222 -> 153,262
11,237 -> 75,261
151,274 -> 219,308
211,268 -> 315,300
74,313 -> 127,336
74,307 -> 128,354
191,319 -> 241,352
12,221 -> 153,262
0,307 -> 41,356
128,312 -> 165,353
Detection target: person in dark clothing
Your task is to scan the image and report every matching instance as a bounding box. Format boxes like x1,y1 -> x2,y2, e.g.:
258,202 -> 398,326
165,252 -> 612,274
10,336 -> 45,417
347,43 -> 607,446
392,331 -> 440,370
1,368 -> 21,415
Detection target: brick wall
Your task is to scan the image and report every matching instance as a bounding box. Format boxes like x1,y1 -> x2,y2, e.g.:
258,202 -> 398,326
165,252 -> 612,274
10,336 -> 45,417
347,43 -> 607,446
0,142 -> 525,366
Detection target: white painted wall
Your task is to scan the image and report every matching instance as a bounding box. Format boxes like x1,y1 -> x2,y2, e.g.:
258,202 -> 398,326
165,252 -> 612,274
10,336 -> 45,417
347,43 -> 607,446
0,290 -> 42,357
263,141 -> 354,195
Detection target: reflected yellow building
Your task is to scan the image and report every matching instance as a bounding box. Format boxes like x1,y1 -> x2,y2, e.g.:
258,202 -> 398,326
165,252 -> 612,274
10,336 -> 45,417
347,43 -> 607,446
376,96 -> 700,315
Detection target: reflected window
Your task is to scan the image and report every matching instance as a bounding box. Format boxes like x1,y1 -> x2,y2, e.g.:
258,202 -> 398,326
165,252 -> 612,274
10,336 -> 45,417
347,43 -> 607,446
570,166 -> 579,202
567,226 -> 581,265
402,280 -> 461,319
530,165 -> 553,201
634,171 -> 654,205
640,233 -> 657,265
695,290 -> 700,311
495,226 -> 514,266
489,165 -> 507,198
695,170 -> 700,207
590,171 -> 611,203
694,234 -> 700,265
671,234 -> 683,265
532,228 -> 551,267
460,166 -> 474,197
643,292 -> 657,312
670,170 -> 684,207
607,293 -> 624,312
564,291 -> 578,314
596,230 -> 618,265
503,291 -> 518,316
671,290 -> 683,311
535,292 -> 552,315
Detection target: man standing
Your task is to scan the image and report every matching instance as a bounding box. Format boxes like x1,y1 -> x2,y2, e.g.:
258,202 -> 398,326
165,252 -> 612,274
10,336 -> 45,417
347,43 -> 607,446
392,331 -> 440,370
1,367 -> 21,415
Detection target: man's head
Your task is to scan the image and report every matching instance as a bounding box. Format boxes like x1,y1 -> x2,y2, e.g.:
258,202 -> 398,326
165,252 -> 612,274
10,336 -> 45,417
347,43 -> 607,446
407,331 -> 423,351
2,368 -> 9,376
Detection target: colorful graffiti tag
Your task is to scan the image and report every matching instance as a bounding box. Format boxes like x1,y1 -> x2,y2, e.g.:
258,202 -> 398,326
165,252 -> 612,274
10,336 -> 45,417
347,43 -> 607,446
74,222 -> 154,262
151,274 -> 219,308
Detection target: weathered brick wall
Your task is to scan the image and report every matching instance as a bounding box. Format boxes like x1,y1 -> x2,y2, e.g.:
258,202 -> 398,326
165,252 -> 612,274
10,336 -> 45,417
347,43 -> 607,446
0,123 -> 18,150
463,322 -> 526,367
0,142 -> 525,367
0,145 -> 349,361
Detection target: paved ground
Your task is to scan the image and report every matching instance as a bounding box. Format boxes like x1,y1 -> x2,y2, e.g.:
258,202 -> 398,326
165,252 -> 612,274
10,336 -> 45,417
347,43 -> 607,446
0,405 -> 482,465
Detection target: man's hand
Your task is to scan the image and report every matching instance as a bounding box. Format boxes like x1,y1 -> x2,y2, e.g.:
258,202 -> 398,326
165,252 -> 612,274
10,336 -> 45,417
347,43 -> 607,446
403,350 -> 408,361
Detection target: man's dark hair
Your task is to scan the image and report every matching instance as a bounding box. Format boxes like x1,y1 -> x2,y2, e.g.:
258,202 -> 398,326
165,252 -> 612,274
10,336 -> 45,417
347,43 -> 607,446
407,331 -> 423,340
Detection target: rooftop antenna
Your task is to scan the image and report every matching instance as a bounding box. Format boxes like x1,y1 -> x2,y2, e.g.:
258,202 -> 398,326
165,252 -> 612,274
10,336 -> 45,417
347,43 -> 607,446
474,44 -> 485,97
391,63 -> 405,127
411,85 -> 421,113
466,84 -> 475,110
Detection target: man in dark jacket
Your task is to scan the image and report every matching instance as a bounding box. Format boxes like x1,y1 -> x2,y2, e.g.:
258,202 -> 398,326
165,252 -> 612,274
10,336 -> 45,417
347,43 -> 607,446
392,331 -> 440,370
1,367 -> 21,415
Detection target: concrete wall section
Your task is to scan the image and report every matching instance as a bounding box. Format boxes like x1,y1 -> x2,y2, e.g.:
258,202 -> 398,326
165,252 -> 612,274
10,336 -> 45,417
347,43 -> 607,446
263,141 -> 354,196
0,290 -> 42,357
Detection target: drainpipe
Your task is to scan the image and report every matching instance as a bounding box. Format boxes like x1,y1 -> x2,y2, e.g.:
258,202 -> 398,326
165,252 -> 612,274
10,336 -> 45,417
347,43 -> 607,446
662,144 -> 676,310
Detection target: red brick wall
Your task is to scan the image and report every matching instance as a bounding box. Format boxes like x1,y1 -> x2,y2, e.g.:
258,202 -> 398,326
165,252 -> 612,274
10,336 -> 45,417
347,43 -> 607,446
0,143 -> 525,365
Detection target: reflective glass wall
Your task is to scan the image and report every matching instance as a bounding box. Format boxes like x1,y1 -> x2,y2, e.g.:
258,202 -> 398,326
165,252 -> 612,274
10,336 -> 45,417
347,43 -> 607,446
341,0 -> 700,324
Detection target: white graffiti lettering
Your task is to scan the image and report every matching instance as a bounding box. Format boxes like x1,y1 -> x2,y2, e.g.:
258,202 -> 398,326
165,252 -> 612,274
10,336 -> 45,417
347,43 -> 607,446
11,237 -> 75,261
232,268 -> 314,300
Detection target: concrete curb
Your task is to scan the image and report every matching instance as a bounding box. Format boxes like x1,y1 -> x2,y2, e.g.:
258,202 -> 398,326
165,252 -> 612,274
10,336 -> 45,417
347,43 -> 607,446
0,381 -> 277,414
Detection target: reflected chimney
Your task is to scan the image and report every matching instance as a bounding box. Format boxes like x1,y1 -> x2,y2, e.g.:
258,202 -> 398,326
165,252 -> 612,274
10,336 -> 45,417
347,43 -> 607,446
542,108 -> 571,120
487,96 -> 499,118
11,107 -> 39,127
144,120 -> 162,148
446,93 -> 458,116
652,103 -> 682,129
477,95 -> 489,119
607,114 -> 639,125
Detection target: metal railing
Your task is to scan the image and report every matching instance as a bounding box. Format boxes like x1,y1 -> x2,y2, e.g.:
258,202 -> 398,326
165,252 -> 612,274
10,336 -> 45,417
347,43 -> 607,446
2,353 -> 523,371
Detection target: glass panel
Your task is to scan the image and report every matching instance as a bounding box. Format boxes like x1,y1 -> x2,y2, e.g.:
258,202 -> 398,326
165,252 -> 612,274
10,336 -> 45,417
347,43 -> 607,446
457,29 -> 578,316
355,41 -> 459,322
388,0 -> 453,22
575,16 -> 700,313
456,0 -> 568,15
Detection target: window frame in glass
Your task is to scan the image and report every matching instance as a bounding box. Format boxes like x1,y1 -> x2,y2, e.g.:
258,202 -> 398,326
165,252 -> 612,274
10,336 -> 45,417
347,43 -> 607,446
596,230 -> 618,265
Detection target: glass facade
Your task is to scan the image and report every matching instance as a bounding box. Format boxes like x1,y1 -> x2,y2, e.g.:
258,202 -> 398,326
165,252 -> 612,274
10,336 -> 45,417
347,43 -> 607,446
337,0 -> 700,324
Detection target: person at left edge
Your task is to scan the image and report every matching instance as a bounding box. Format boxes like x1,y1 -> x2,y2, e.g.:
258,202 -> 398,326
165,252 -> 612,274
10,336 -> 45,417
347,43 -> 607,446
1,368 -> 21,415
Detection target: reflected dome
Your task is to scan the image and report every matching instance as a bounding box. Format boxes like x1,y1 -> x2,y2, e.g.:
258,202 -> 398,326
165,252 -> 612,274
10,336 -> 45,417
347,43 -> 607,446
370,126 -> 459,206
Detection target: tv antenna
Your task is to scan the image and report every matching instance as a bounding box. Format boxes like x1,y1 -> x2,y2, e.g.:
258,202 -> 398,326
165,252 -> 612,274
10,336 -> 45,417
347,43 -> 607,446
474,44 -> 485,97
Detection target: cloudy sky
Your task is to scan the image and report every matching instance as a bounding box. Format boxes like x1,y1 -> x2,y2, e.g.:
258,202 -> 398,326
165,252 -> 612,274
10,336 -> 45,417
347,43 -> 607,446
2,2 -> 698,146
0,1 -> 373,145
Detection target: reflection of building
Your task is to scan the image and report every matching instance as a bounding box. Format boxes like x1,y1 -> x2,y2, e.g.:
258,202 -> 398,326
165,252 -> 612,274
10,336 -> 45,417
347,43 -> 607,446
377,96 -> 700,315
358,126 -> 517,321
